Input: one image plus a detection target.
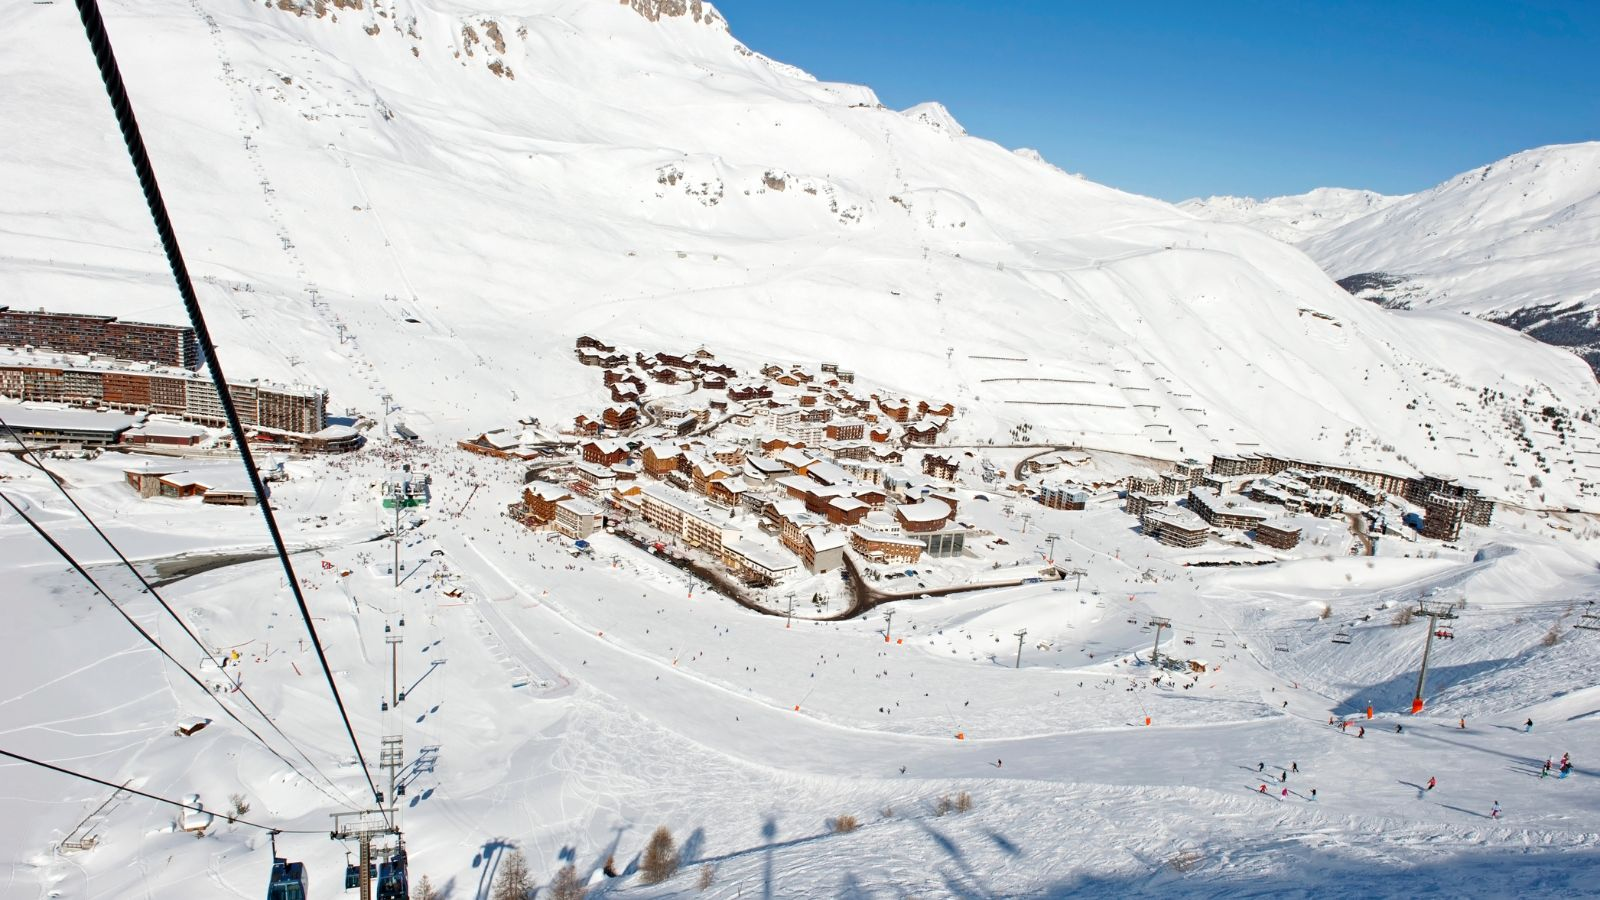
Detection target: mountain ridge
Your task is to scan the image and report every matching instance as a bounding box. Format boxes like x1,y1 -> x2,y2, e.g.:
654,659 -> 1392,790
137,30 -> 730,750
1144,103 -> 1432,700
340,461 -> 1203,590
4,0 -> 1599,506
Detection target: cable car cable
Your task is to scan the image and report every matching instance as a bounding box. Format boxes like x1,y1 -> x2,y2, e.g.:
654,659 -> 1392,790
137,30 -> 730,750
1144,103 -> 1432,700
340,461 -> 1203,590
0,492 -> 358,813
0,748 -> 324,834
70,0 -> 384,814
0,417 -> 362,813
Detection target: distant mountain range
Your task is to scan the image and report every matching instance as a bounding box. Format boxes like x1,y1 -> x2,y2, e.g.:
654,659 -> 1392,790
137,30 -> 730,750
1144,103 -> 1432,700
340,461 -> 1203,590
1184,143 -> 1600,373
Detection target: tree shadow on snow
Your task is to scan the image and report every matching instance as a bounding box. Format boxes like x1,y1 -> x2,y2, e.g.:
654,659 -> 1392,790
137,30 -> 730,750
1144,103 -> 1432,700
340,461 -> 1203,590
896,847 -> 1600,899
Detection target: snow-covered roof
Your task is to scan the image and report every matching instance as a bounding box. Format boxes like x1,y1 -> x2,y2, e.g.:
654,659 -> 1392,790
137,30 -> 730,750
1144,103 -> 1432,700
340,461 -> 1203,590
725,538 -> 798,573
896,500 -> 951,523
0,403 -> 142,432
850,528 -> 923,548
556,497 -> 600,517
806,530 -> 848,552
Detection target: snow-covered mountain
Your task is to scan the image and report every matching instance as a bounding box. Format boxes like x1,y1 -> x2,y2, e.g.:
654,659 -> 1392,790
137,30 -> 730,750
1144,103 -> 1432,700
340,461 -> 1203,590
1179,188 -> 1404,243
6,0 -> 1600,506
1184,144 -> 1600,374
1300,143 -> 1600,369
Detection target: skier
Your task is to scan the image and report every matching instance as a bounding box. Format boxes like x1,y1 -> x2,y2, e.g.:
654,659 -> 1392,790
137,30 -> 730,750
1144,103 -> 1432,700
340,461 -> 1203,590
1291,762 -> 1299,774
1491,801 -> 1501,819
997,759 -> 1003,768
1459,717 -> 1467,730
1395,724 -> 1404,734
1560,762 -> 1571,779
1259,784 -> 1268,794
1309,788 -> 1317,801
1358,726 -> 1365,739
1281,787 -> 1289,799
1525,718 -> 1534,733
1258,762 -> 1265,772
1280,771 -> 1287,783
1426,777 -> 1436,792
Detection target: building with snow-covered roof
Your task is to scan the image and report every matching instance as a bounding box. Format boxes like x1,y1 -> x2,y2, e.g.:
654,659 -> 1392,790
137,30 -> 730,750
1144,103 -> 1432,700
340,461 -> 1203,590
639,484 -> 738,554
802,529 -> 847,572
850,528 -> 923,564
1038,483 -> 1089,510
554,497 -> 602,539
0,404 -> 142,446
1140,507 -> 1209,548
826,496 -> 869,526
722,538 -> 799,584
896,500 -> 953,533
1187,487 -> 1269,530
1254,520 -> 1302,550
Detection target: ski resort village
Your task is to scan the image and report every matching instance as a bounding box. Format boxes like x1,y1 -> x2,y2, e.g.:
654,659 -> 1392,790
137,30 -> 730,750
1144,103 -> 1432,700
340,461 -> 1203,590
4,0 -> 1600,898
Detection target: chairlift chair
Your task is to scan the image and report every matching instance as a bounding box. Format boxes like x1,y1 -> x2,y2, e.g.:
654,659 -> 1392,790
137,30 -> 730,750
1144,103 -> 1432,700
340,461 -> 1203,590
1331,630 -> 1352,645
1211,638 -> 1226,649
1273,638 -> 1290,652
1183,635 -> 1196,646
1574,604 -> 1600,632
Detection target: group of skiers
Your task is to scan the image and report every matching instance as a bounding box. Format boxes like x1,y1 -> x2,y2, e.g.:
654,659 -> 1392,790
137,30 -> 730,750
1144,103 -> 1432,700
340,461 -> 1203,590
1540,752 -> 1573,779
1257,761 -> 1312,801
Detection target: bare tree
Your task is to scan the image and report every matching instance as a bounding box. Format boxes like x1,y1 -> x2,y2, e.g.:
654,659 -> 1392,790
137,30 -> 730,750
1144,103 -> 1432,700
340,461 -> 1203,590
639,826 -> 680,885
548,863 -> 586,900
493,849 -> 533,900
414,875 -> 440,900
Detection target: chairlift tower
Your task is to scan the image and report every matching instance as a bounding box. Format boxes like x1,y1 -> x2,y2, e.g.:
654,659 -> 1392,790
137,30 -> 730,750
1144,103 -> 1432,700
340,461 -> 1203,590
1044,533 -> 1060,565
331,809 -> 399,900
1410,599 -> 1460,714
1013,628 -> 1028,668
884,608 -> 896,643
1147,616 -> 1171,666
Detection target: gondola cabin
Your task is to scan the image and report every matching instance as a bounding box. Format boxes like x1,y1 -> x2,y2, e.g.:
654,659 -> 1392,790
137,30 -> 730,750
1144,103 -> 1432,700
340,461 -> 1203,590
377,849 -> 409,900
267,858 -> 307,900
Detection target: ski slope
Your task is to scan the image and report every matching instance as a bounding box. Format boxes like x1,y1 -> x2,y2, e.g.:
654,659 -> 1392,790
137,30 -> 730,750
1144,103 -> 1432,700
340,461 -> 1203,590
2,441 -> 1599,898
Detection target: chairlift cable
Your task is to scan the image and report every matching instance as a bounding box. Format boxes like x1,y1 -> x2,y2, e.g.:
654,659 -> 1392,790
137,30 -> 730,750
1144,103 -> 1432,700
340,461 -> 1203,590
0,748 -> 324,835
0,416 -> 363,813
0,491 -> 358,814
71,0 -> 384,815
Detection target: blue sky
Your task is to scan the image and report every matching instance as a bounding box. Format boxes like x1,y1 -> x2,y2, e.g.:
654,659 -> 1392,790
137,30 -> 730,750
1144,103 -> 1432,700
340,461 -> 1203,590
714,1 -> 1600,201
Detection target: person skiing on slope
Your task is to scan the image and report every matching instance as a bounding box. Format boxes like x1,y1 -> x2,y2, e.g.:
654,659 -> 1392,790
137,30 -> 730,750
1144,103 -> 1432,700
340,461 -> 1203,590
1358,727 -> 1365,739
1291,762 -> 1299,774
1525,718 -> 1534,733
1309,788 -> 1317,801
1491,801 -> 1501,819
1426,777 -> 1436,791
1259,784 -> 1268,794
1258,762 -> 1265,772
1281,787 -> 1289,799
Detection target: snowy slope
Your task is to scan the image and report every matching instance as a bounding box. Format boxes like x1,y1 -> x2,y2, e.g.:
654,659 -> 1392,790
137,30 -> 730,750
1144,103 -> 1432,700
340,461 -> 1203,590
3,0 -> 1600,515
1185,145 -> 1600,373
1299,143 -> 1600,316
1179,188 -> 1405,243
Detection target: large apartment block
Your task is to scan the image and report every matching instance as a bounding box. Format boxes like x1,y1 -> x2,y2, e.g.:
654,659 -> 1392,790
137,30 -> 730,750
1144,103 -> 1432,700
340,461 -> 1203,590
0,308 -> 199,369
0,355 -> 326,434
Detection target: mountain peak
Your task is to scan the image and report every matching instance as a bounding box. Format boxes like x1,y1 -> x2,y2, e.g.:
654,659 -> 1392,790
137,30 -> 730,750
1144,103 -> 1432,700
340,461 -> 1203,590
900,101 -> 966,136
